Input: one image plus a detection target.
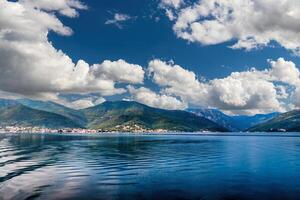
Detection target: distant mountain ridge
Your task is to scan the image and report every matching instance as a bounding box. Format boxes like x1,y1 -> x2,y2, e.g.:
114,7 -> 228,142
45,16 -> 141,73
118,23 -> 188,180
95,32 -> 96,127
1,98 -> 292,132
187,108 -> 237,131
188,108 -> 279,131
248,110 -> 300,132
0,99 -> 228,132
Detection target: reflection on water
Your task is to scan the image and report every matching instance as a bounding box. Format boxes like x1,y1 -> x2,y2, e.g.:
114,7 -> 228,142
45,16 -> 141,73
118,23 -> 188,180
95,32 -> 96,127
1,133 -> 300,200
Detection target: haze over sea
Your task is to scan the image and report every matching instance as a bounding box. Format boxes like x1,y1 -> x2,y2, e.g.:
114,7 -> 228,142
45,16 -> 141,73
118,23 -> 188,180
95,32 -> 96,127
0,133 -> 300,200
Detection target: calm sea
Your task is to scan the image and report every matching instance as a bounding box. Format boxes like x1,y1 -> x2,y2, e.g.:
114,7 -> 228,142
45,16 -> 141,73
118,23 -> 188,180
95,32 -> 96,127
1,133 -> 300,200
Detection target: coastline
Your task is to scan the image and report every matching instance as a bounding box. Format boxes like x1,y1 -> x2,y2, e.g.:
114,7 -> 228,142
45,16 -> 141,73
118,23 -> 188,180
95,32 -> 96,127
0,125 -> 224,135
1,130 -> 299,138
0,126 -> 296,136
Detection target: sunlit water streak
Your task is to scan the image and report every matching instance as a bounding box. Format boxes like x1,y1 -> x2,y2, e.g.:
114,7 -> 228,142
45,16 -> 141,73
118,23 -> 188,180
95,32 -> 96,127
1,133 -> 300,200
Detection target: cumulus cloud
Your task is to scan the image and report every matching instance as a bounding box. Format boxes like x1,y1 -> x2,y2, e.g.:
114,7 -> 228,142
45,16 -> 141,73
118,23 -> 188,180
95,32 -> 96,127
148,59 -> 209,105
208,71 -> 282,115
20,0 -> 88,17
148,58 -> 300,115
269,58 -> 300,86
0,0 -> 144,101
91,60 -> 144,84
105,13 -> 133,29
128,86 -> 187,110
161,0 -> 300,55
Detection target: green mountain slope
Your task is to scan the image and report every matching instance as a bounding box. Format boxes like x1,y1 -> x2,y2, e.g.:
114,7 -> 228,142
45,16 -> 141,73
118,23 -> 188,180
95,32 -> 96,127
0,104 -> 83,128
0,99 -> 228,132
82,101 -> 228,132
17,99 -> 86,126
248,110 -> 300,132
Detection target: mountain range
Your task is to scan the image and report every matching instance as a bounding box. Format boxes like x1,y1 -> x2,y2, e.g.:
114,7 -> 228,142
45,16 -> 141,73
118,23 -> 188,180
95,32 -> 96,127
188,108 -> 279,131
248,110 -> 300,132
1,98 -> 300,132
0,99 -> 227,132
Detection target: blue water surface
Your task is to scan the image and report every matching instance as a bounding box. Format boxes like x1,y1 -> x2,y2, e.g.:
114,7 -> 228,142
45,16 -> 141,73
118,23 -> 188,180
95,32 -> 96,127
0,133 -> 300,200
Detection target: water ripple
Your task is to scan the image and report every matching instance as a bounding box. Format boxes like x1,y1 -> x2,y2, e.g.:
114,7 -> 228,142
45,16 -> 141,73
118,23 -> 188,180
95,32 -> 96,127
1,134 -> 300,200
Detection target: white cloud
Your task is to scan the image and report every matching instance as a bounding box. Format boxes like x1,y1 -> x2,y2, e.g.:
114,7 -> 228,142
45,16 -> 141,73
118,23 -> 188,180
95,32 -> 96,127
0,0 -> 144,101
128,86 -> 187,110
148,58 -> 300,115
160,0 -> 184,9
208,71 -> 283,115
20,0 -> 88,17
68,99 -> 95,109
67,97 -> 105,109
161,0 -> 300,55
105,13 -> 133,29
159,0 -> 184,20
291,87 -> 300,107
269,58 -> 300,86
148,59 -> 210,106
91,60 -> 144,84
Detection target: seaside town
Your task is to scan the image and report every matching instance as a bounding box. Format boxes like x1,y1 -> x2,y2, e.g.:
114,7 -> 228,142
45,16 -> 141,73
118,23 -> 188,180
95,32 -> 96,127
0,125 -> 169,134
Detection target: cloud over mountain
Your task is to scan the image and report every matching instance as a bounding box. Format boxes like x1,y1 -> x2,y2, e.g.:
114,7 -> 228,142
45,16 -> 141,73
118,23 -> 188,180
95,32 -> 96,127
128,85 -> 187,110
146,58 -> 300,115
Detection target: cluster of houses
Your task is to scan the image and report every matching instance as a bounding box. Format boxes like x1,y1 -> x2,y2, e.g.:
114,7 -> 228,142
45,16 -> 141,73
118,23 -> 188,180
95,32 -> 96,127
0,125 -> 169,134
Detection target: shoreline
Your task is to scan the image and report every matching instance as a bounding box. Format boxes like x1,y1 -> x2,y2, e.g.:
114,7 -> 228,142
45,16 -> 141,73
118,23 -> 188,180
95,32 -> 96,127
1,131 -> 299,138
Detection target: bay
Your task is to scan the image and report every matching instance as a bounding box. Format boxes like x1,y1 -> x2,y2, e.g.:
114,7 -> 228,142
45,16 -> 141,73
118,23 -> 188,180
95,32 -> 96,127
0,133 -> 300,200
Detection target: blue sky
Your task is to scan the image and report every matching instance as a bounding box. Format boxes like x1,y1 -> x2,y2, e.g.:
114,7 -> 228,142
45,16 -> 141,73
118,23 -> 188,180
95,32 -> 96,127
50,0 -> 299,79
1,0 -> 300,115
